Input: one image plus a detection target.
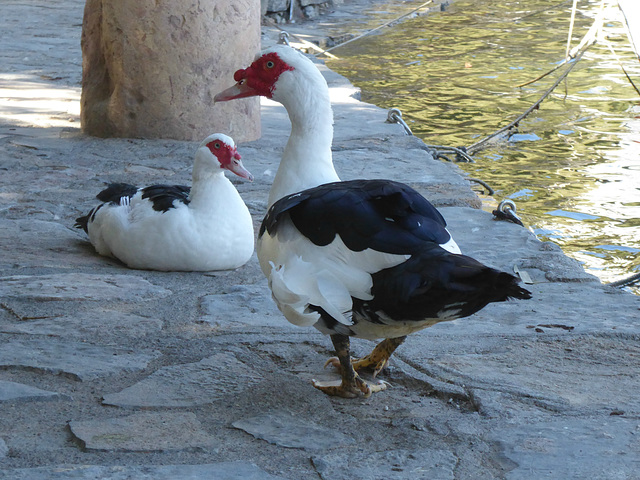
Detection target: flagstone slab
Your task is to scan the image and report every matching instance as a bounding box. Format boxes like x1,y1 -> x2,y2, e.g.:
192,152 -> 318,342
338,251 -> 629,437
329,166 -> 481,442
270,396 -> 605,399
102,352 -> 261,407
312,448 -> 457,480
403,333 -> 640,416
493,416 -> 640,480
200,284 -> 297,331
0,463 -> 285,480
0,380 -> 72,403
0,310 -> 162,340
232,411 -> 354,451
68,412 -> 214,452
0,339 -> 160,381
0,273 -> 171,301
0,219 -> 93,268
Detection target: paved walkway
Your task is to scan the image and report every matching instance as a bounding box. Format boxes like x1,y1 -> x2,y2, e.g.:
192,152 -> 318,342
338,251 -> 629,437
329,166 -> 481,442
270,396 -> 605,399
1,1 -> 639,479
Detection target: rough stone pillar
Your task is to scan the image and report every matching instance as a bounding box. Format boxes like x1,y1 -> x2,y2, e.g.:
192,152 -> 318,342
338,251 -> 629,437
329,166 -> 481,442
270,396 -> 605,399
81,0 -> 261,142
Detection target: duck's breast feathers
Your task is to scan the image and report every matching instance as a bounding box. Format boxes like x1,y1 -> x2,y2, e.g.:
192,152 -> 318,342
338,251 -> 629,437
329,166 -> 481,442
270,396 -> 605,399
260,179 -> 452,255
140,184 -> 191,212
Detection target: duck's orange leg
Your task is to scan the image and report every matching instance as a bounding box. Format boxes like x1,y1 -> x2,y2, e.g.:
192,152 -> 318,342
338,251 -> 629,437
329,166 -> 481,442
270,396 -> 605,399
324,336 -> 406,378
312,334 -> 388,398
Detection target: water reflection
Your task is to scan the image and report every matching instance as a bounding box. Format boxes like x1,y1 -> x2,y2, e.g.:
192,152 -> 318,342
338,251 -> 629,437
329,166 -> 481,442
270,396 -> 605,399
327,0 -> 639,294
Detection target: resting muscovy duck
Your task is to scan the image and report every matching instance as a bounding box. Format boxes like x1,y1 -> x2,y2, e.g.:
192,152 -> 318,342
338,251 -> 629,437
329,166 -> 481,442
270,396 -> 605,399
215,45 -> 531,398
75,133 -> 255,272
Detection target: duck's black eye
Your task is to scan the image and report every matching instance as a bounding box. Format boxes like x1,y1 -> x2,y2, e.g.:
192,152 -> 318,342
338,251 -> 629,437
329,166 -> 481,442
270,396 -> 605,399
214,142 -> 221,149
266,60 -> 275,68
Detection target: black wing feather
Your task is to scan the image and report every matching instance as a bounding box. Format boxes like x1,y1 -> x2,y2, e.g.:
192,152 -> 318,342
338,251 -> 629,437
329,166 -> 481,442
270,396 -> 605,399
97,182 -> 191,212
140,184 -> 191,212
96,183 -> 139,203
261,179 -> 451,254
76,183 -> 191,232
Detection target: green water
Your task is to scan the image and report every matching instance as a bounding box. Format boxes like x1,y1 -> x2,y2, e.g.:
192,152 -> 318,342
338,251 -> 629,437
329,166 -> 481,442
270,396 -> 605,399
326,0 -> 640,294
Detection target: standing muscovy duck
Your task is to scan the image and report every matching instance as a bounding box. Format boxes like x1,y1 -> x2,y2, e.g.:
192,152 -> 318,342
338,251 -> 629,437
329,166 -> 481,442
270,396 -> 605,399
75,133 -> 255,272
215,45 -> 531,398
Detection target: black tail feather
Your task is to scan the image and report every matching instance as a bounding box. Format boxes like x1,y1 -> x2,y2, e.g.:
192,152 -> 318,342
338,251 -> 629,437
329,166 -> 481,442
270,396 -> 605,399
367,246 -> 532,321
75,183 -> 137,234
74,214 -> 90,233
74,204 -> 103,234
495,271 -> 532,300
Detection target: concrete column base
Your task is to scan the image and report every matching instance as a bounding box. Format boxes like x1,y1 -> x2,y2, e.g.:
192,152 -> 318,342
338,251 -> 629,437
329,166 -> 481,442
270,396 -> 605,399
81,0 -> 261,142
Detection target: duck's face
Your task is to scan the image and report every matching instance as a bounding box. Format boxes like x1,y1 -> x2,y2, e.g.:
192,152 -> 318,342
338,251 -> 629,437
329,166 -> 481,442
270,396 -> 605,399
202,134 -> 253,181
214,48 -> 295,102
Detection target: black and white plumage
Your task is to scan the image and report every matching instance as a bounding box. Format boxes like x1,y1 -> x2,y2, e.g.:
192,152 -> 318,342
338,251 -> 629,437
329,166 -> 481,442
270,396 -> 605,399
75,133 -> 255,272
215,45 -> 531,397
260,178 -> 527,341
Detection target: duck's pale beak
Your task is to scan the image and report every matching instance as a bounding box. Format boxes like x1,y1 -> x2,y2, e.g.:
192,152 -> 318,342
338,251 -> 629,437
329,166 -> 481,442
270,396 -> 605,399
214,81 -> 259,102
227,153 -> 254,182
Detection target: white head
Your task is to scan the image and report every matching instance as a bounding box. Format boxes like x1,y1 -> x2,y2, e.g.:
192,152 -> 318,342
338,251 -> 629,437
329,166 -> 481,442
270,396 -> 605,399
196,133 -> 253,181
213,44 -> 330,111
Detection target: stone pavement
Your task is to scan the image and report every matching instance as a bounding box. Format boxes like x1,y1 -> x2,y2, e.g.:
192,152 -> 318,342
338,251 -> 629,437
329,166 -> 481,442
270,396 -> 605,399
1,1 -> 640,479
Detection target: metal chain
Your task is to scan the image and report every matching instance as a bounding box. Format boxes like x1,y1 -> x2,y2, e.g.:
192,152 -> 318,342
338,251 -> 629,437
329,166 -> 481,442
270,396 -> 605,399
492,199 -> 524,226
386,108 -> 413,135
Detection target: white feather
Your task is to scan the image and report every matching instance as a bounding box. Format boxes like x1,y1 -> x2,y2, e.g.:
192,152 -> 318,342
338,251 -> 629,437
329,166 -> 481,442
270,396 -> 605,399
259,217 -> 407,329
441,229 -> 461,254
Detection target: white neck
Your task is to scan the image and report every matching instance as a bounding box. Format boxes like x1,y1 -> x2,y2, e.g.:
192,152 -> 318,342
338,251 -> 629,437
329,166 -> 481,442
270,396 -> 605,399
189,149 -> 228,209
267,75 -> 340,207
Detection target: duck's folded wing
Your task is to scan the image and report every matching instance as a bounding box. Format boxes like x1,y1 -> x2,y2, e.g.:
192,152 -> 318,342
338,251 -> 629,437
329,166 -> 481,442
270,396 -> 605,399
140,184 -> 191,212
261,179 -> 454,255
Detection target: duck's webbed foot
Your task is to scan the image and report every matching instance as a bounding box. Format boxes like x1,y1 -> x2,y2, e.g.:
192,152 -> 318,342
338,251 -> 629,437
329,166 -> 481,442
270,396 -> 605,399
324,336 -> 406,378
312,334 -> 389,398
311,376 -> 388,398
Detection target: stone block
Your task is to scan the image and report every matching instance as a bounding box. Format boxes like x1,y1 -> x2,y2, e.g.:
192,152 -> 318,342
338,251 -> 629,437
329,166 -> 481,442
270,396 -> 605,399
267,0 -> 290,12
0,310 -> 163,341
0,463 -> 286,480
0,340 -> 160,381
0,381 -> 72,403
0,273 -> 171,301
68,412 -> 215,452
102,352 -> 262,407
232,411 -> 354,450
299,0 -> 326,7
312,448 -> 457,480
199,284 -> 298,330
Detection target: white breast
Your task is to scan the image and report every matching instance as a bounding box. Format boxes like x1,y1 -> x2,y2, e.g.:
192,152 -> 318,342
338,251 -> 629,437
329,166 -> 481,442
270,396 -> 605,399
258,217 -> 407,328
